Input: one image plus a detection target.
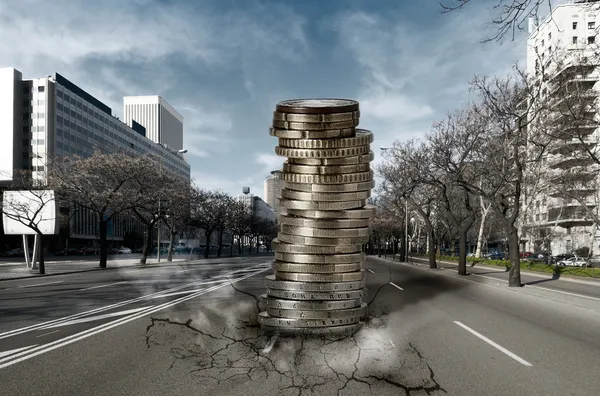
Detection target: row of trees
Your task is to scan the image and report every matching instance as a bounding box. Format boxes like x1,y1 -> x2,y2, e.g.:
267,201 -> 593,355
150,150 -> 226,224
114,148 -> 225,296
377,40 -> 600,286
1,151 -> 277,273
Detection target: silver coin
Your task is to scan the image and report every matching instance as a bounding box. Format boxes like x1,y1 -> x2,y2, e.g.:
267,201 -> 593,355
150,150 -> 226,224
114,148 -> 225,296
273,261 -> 362,273
280,188 -> 371,202
278,198 -> 368,211
264,274 -> 365,291
277,232 -> 369,246
279,224 -> 371,239
276,271 -> 366,283
279,170 -> 373,184
266,288 -> 366,300
289,152 -> 373,166
282,206 -> 376,220
258,311 -> 362,328
273,110 -> 360,123
272,239 -> 363,254
266,302 -> 367,319
284,180 -> 375,193
260,322 -> 364,337
261,295 -> 363,310
274,252 -> 365,264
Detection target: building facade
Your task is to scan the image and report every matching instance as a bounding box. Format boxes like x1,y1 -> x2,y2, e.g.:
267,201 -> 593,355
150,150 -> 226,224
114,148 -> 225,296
123,96 -> 184,151
263,170 -> 285,213
0,67 -> 190,248
237,193 -> 276,222
523,0 -> 600,256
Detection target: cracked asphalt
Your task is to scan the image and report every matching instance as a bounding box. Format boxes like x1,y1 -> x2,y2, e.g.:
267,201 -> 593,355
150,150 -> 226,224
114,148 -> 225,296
0,255 -> 599,395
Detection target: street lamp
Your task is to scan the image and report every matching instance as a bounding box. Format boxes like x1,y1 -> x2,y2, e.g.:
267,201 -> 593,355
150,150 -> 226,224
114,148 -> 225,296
157,148 -> 187,262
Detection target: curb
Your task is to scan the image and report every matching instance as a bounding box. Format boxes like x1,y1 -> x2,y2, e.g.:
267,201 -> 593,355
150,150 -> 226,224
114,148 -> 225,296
0,255 -> 274,282
409,257 -> 600,287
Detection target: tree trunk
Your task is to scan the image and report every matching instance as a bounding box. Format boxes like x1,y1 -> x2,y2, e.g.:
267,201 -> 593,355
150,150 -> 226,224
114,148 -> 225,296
427,227 -> 437,269
475,209 -> 488,258
38,234 -> 46,274
230,234 -> 234,257
507,224 -> 522,287
458,230 -> 467,276
140,224 -> 153,265
99,220 -> 108,268
217,228 -> 224,257
204,230 -> 212,258
167,229 -> 176,262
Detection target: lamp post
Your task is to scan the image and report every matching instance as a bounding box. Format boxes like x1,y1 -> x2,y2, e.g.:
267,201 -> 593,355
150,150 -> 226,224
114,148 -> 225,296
157,148 -> 187,262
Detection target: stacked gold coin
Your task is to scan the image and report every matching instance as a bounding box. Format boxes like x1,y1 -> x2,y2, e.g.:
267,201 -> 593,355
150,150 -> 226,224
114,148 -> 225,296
259,99 -> 376,337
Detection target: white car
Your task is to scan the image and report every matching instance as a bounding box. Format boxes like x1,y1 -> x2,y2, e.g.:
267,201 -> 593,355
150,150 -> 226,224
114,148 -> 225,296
117,247 -> 132,254
558,257 -> 589,267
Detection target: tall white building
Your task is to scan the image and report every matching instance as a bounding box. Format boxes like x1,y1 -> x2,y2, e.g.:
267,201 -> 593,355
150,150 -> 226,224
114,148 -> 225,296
523,0 -> 600,256
123,95 -> 184,151
0,67 -> 190,248
264,170 -> 285,213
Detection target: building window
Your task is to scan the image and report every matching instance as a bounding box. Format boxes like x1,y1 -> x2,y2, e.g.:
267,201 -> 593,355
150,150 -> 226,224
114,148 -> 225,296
588,36 -> 595,44
588,21 -> 595,29
38,86 -> 45,92
573,36 -> 578,44
548,32 -> 552,40
573,21 -> 578,29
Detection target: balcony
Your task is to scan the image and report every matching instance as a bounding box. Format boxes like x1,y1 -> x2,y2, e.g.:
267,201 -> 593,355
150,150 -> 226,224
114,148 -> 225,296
548,139 -> 597,155
544,205 -> 596,228
552,125 -> 597,140
548,154 -> 595,169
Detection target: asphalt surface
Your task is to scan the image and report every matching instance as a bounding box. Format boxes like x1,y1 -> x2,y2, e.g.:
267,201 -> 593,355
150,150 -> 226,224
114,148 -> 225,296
0,255 -> 598,395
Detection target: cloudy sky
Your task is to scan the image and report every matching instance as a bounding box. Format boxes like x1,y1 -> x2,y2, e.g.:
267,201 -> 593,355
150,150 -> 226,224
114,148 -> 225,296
1,0 -> 545,198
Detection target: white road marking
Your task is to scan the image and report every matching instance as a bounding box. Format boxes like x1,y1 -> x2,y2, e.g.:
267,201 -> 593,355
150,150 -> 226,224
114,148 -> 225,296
389,340 -> 395,348
0,345 -> 38,359
36,330 -> 59,338
389,282 -> 404,291
19,281 -> 64,288
79,281 -> 127,291
367,269 -> 375,274
0,269 -> 268,369
454,321 -> 533,367
262,335 -> 278,354
40,307 -> 151,329
0,262 -> 269,341
527,285 -> 600,302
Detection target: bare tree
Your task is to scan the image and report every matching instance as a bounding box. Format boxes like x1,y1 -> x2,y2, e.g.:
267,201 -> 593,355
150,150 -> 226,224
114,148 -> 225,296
1,170 -> 56,274
161,179 -> 191,262
189,188 -> 230,258
49,151 -> 154,268
227,199 -> 251,256
378,139 -> 441,269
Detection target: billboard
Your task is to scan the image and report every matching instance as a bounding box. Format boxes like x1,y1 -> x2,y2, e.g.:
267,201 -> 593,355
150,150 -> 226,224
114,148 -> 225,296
2,190 -> 59,235
0,68 -> 20,182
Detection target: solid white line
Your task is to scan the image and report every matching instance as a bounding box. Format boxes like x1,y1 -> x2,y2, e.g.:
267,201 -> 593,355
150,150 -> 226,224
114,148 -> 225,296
0,268 -> 268,369
19,281 -> 64,288
79,281 -> 127,291
39,307 -> 152,330
454,321 -> 533,367
389,282 -> 404,291
262,335 -> 278,354
367,269 -> 375,274
0,345 -> 38,359
527,285 -> 600,302
36,330 -> 59,338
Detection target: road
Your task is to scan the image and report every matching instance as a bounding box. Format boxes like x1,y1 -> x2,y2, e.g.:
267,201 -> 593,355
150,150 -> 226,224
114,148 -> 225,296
0,255 -> 598,395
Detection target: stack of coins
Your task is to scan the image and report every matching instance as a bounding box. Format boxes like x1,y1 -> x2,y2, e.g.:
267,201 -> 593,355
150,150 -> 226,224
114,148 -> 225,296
259,99 -> 376,337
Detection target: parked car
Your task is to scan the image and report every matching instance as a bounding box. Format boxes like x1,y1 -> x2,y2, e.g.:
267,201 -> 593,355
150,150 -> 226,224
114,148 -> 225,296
557,256 -> 590,267
117,247 -> 132,254
80,247 -> 100,255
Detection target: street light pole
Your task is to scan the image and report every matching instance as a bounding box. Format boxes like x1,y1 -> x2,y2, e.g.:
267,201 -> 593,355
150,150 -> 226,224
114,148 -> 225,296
156,148 -> 187,263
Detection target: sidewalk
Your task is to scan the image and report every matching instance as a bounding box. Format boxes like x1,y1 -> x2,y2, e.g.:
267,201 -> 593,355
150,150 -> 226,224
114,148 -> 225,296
407,256 -> 600,287
0,254 -> 276,281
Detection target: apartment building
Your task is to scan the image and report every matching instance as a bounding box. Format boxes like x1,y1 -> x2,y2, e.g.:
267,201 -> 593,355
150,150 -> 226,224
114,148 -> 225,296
263,170 -> 285,214
523,0 -> 600,255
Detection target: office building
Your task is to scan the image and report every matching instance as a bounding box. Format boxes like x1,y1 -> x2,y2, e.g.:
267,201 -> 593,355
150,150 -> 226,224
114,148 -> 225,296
123,96 -> 184,151
0,67 -> 190,247
522,0 -> 600,256
264,170 -> 285,214
237,192 -> 276,222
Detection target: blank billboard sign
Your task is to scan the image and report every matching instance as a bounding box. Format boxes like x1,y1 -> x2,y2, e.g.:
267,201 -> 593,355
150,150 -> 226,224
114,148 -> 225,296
2,190 -> 59,235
